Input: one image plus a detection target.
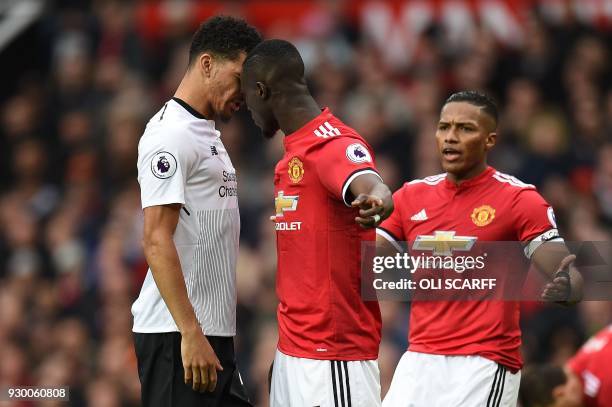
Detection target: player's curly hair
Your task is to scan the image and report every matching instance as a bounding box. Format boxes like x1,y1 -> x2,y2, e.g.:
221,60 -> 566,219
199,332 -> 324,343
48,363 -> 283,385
189,15 -> 262,64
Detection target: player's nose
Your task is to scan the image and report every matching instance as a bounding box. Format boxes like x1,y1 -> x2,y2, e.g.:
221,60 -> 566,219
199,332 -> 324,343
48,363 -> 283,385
444,127 -> 460,143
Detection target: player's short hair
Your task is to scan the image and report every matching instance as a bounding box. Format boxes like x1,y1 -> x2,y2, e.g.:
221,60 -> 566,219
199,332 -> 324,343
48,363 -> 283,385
444,90 -> 498,126
243,39 -> 305,81
518,365 -> 566,407
189,15 -> 262,64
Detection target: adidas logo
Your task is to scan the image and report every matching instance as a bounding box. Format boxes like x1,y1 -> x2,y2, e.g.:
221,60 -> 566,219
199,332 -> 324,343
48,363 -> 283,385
410,209 -> 428,221
313,121 -> 340,138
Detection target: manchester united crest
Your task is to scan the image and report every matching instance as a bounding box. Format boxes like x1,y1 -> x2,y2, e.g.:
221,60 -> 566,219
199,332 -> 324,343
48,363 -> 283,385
471,205 -> 496,227
288,157 -> 304,183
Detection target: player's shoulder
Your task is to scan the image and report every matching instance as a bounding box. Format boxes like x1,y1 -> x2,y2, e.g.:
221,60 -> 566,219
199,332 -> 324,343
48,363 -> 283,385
139,126 -> 191,156
405,173 -> 447,189
139,110 -> 200,153
488,170 -> 548,207
306,110 -> 364,143
579,325 -> 612,355
309,117 -> 374,162
390,173 -> 447,203
490,170 -> 536,192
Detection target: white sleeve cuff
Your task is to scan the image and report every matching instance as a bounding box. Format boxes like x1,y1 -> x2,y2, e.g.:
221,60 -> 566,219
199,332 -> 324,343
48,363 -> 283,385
376,228 -> 404,252
524,229 -> 564,258
341,169 -> 383,207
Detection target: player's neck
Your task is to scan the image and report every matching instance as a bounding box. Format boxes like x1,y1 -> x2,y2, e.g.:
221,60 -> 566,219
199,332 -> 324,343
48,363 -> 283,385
174,74 -> 213,119
275,92 -> 322,136
447,162 -> 488,185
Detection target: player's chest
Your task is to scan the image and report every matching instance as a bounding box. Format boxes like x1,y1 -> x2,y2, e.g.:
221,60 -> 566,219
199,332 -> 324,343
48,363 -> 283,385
188,140 -> 237,202
404,190 -> 515,242
273,153 -> 325,194
272,154 -> 333,229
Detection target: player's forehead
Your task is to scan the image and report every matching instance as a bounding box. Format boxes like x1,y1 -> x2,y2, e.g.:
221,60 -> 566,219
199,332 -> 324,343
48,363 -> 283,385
439,101 -> 483,125
218,51 -> 247,75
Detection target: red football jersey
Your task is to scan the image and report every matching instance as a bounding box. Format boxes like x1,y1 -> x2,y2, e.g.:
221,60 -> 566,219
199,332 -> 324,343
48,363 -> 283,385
378,166 -> 558,371
273,108 -> 382,360
567,325 -> 612,406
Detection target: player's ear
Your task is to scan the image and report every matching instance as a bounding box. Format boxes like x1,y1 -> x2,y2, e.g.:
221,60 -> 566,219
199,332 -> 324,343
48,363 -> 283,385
551,383 -> 566,400
256,82 -> 269,100
484,132 -> 497,151
199,53 -> 213,78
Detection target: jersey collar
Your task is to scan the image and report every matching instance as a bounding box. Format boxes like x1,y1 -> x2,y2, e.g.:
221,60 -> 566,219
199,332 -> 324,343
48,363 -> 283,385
444,166 -> 495,190
284,107 -> 332,148
171,97 -> 217,126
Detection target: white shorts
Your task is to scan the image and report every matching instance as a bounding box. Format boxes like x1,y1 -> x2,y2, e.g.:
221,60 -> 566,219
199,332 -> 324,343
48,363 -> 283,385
383,351 -> 521,407
270,349 -> 382,407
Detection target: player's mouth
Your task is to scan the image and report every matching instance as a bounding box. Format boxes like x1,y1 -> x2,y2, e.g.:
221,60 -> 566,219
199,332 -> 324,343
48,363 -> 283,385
229,100 -> 242,112
442,147 -> 462,162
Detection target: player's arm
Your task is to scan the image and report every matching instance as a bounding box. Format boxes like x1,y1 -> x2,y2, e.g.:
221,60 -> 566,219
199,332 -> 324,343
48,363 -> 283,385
315,137 -> 393,228
375,186 -> 406,252
513,187 -> 583,305
142,204 -> 223,392
349,173 -> 394,228
531,243 -> 582,304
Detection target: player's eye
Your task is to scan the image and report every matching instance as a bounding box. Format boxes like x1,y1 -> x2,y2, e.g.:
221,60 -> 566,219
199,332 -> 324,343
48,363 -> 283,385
438,123 -> 449,131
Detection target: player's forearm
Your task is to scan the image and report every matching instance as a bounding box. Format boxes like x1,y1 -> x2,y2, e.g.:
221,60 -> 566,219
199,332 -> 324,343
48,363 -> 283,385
351,175 -> 392,208
144,237 -> 201,334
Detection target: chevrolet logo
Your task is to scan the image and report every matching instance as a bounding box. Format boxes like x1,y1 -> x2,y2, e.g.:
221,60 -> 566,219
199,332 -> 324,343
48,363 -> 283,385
412,231 -> 477,256
275,191 -> 298,217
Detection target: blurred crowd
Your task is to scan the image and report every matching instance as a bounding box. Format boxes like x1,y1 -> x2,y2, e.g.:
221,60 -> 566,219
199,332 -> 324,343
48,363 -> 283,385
0,1 -> 611,406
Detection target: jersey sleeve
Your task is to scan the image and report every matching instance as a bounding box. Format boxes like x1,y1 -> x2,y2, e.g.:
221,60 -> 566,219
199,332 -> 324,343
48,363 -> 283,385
567,347 -> 589,376
377,186 -> 407,246
315,137 -> 382,206
137,130 -> 196,209
512,188 -> 563,258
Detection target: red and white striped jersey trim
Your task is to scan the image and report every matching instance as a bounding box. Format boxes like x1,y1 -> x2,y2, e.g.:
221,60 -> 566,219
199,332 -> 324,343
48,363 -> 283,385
408,173 -> 447,186
492,171 -> 534,188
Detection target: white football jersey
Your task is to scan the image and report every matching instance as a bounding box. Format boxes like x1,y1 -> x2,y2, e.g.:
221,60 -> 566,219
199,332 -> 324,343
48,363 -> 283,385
132,98 -> 240,336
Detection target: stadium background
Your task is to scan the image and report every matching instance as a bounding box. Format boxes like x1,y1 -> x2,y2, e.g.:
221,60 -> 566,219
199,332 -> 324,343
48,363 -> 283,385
0,0 -> 611,405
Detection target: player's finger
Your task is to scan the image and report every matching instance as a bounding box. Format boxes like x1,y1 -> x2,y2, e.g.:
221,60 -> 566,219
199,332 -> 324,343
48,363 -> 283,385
359,205 -> 384,217
269,215 -> 277,223
200,366 -> 209,393
351,193 -> 368,207
541,287 -> 560,300
215,359 -> 223,371
184,363 -> 192,385
547,282 -> 566,292
358,196 -> 383,209
542,282 -> 568,300
207,365 -> 218,392
556,254 -> 576,273
355,216 -> 375,227
192,366 -> 201,392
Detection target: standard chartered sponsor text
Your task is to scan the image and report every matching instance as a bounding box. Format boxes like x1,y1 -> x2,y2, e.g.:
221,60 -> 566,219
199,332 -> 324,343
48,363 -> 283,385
219,170 -> 238,197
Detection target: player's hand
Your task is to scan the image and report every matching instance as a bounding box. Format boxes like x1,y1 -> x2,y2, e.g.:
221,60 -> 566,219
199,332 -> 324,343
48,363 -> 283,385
541,254 -> 576,303
352,193 -> 386,229
181,329 -> 223,393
